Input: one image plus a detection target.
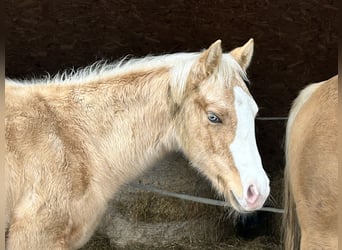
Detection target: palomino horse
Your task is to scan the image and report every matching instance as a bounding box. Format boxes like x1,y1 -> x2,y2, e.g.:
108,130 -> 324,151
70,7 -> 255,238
5,39 -> 270,249
283,75 -> 338,249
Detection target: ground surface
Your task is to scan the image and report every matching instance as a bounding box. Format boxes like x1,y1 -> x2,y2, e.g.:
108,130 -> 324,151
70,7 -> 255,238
82,233 -> 281,250
5,0 -> 337,249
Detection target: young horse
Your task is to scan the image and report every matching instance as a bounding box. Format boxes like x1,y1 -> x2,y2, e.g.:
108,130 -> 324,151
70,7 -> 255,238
5,39 -> 270,249
283,75 -> 338,249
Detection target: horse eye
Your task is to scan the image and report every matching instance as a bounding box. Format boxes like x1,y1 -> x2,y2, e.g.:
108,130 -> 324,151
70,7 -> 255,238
208,113 -> 222,123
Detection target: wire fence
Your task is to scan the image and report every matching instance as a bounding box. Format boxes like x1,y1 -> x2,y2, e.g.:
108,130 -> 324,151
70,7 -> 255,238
131,183 -> 284,214
256,117 -> 288,121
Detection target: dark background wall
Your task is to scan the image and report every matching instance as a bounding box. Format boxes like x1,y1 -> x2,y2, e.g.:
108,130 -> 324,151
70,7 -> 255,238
5,0 -> 337,248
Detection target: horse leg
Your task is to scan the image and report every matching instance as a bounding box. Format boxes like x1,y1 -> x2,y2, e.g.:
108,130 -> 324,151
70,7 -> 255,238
6,215 -> 70,250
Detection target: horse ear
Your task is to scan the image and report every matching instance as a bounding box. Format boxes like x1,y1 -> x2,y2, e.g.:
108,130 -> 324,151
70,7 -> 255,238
199,39 -> 222,76
188,40 -> 222,88
230,38 -> 254,70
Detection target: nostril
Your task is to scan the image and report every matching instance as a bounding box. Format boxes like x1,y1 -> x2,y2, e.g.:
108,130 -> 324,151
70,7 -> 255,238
247,184 -> 259,204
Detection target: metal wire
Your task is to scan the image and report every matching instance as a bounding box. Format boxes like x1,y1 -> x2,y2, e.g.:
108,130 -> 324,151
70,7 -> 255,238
131,183 -> 284,214
256,117 -> 288,121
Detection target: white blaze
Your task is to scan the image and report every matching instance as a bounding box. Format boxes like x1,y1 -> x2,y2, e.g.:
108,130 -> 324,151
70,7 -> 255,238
229,86 -> 270,207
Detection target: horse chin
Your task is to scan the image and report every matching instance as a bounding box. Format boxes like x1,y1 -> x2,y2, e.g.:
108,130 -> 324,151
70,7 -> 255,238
228,190 -> 251,214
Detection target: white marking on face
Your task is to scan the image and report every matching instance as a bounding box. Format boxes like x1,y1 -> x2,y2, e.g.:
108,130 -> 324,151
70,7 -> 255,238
229,86 -> 270,210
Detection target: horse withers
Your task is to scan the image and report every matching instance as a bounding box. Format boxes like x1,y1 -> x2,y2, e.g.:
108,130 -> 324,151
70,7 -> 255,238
5,39 -> 270,249
283,75 -> 338,249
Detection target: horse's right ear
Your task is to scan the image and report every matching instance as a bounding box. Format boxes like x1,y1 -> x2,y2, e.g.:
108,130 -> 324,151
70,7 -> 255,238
188,40 -> 222,89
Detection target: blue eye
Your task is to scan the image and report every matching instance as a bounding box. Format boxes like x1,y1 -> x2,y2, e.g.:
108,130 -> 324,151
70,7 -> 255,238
208,112 -> 222,123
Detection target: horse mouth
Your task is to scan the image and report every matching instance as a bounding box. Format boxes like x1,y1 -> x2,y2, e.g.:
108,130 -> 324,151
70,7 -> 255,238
229,190 -> 251,214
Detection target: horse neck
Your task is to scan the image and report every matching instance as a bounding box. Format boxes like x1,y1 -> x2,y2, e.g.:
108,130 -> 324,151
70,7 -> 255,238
69,68 -> 180,196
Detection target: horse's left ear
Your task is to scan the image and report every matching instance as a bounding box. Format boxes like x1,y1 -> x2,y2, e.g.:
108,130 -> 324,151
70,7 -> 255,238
230,38 -> 254,70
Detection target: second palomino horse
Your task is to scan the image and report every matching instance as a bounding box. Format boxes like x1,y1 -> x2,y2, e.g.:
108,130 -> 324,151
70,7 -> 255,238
283,75 -> 338,249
